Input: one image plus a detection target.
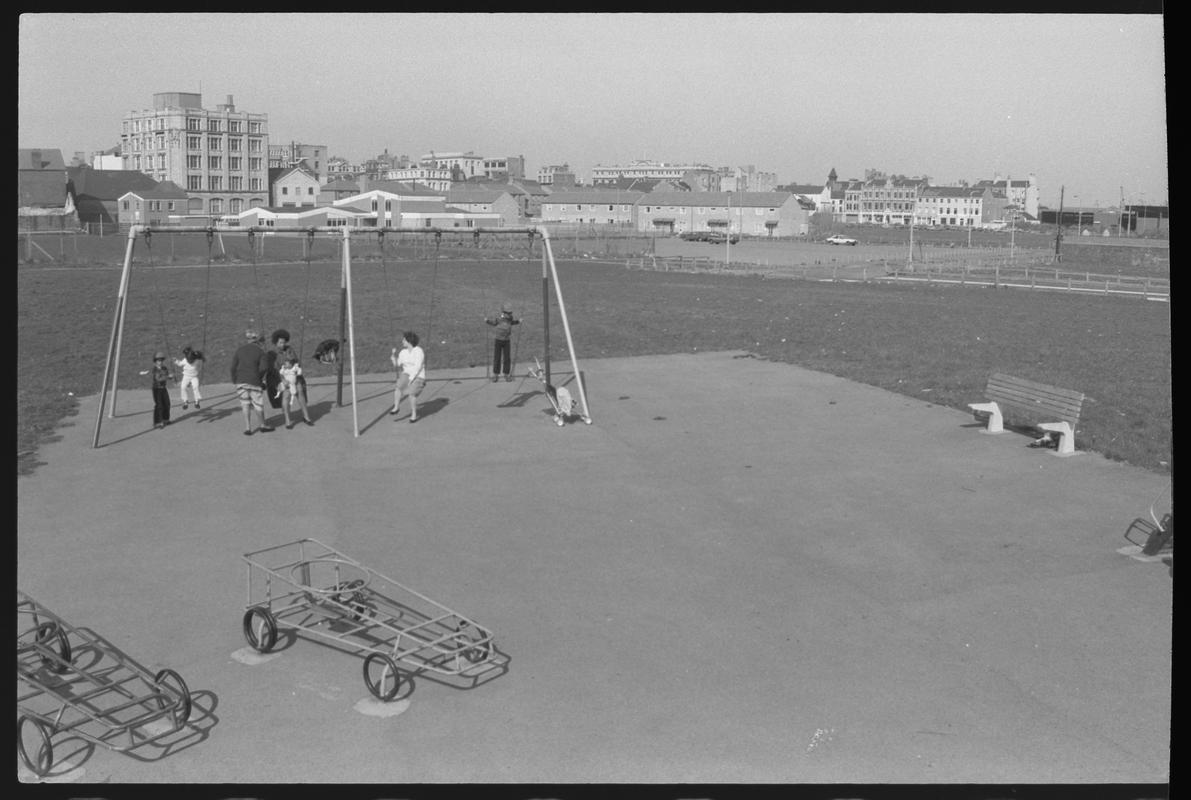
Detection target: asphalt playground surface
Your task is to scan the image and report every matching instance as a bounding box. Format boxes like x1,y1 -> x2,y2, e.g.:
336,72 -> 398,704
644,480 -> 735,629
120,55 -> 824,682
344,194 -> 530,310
16,351 -> 1172,785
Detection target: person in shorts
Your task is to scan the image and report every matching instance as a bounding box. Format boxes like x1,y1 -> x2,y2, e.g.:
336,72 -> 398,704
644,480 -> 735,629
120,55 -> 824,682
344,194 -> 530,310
230,329 -> 273,435
389,331 -> 425,423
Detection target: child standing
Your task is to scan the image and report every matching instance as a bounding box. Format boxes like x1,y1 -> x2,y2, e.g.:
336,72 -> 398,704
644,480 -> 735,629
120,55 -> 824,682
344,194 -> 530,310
484,302 -> 521,382
150,352 -> 175,429
176,345 -> 204,410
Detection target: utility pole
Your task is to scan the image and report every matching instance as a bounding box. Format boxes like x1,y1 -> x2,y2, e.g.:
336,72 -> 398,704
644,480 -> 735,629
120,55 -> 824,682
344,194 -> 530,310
1054,185 -> 1064,262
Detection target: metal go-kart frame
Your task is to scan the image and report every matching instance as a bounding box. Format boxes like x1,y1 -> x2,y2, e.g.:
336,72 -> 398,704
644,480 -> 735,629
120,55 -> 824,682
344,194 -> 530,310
1124,491 -> 1174,557
241,538 -> 502,701
16,590 -> 193,778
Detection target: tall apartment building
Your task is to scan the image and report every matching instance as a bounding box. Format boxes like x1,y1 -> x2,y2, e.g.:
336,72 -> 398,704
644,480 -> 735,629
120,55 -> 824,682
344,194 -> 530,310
268,142 -> 328,183
482,155 -> 525,181
537,164 -> 576,188
420,151 -> 484,180
591,159 -> 716,186
121,92 -> 269,217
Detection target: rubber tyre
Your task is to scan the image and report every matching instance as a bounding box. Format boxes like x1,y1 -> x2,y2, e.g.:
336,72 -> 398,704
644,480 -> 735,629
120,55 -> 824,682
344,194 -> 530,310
363,653 -> 402,701
242,607 -> 278,653
154,668 -> 193,727
17,716 -> 53,776
34,621 -> 72,673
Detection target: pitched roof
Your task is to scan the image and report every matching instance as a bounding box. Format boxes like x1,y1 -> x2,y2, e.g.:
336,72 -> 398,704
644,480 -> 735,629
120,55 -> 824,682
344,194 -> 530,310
18,171 -> 68,207
122,180 -> 190,200
368,180 -> 445,196
642,191 -> 795,208
274,164 -> 319,182
66,167 -> 159,200
445,188 -> 513,203
321,179 -> 360,192
920,186 -> 984,198
18,149 -> 66,171
782,184 -> 826,195
542,191 -> 646,205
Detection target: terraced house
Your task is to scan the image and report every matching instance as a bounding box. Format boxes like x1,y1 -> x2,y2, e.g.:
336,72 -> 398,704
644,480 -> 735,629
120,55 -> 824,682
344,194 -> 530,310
915,186 -> 998,228
636,192 -> 809,237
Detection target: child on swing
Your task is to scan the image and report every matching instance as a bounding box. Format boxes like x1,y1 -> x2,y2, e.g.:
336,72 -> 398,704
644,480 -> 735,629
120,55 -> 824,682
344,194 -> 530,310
390,331 -> 425,423
176,345 -> 204,410
484,301 -> 521,382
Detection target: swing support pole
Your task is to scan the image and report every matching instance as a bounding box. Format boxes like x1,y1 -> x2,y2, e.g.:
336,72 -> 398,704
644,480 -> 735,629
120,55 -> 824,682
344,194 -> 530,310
92,225 -> 141,447
342,228 -> 360,436
536,226 -> 592,424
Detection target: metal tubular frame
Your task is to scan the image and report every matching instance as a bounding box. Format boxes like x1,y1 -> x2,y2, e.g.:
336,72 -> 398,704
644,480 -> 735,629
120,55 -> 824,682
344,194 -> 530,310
91,225 -> 591,446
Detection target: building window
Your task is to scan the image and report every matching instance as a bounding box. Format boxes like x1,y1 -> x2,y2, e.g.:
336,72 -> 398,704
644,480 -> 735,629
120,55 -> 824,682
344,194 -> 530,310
230,176 -> 242,191
207,119 -> 221,132
250,179 -> 262,191
122,200 -> 129,210
229,138 -> 242,152
208,176 -> 222,191
249,158 -> 262,171
209,156 -> 222,170
187,135 -> 200,150
229,157 -> 241,171
188,176 -> 202,191
307,187 -> 314,195
187,118 -> 201,131
248,139 -> 262,153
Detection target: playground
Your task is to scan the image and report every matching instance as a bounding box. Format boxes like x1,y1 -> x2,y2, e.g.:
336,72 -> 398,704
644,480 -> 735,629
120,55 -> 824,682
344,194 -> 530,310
18,349 -> 1171,783
17,227 -> 1170,784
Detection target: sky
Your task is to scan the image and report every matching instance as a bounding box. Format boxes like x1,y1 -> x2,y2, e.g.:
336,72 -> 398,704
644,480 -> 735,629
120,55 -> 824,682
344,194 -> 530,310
19,12 -> 1168,208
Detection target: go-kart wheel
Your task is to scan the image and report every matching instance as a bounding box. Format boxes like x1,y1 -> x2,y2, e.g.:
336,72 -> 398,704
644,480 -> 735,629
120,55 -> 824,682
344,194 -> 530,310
153,668 -> 193,727
34,621 -> 71,673
242,607 -> 278,653
363,653 -> 402,701
462,638 -> 492,664
17,716 -> 53,776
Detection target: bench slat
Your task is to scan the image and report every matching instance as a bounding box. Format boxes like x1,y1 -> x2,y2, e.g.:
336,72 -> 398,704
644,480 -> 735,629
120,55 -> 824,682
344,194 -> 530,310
984,372 -> 1084,427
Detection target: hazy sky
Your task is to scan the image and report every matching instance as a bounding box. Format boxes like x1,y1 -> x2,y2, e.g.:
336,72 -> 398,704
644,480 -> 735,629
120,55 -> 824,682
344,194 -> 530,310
20,12 -> 1167,207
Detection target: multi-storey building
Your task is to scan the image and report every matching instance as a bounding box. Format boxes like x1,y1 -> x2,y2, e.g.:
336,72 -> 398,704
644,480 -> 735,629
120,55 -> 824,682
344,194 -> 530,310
121,92 -> 269,217
858,176 -> 929,225
383,166 -> 452,192
537,164 -> 576,187
718,165 -> 777,194
268,142 -> 328,183
915,186 -> 996,227
591,160 -> 716,186
420,151 -> 484,180
481,155 -> 525,181
973,173 -> 1039,220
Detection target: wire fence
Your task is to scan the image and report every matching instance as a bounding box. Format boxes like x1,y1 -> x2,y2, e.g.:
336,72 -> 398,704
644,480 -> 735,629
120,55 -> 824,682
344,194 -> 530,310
623,253 -> 1171,300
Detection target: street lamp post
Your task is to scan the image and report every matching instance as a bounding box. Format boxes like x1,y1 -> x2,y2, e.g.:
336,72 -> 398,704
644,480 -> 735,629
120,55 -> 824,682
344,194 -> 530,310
726,191 -> 731,267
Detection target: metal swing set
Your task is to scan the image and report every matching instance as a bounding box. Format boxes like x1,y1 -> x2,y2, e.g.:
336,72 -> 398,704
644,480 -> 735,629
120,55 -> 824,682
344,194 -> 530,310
91,225 -> 592,447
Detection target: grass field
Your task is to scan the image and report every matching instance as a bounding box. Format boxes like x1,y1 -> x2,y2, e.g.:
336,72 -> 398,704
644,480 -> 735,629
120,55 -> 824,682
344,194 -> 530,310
17,245 -> 1171,477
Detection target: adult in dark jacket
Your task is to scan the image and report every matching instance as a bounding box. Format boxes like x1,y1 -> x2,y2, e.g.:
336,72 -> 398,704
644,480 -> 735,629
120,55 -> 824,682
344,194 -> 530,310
230,329 -> 274,435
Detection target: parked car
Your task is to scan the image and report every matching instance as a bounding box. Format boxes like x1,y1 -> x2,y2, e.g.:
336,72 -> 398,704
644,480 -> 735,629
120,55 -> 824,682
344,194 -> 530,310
825,234 -> 858,245
705,231 -> 740,244
679,231 -> 708,242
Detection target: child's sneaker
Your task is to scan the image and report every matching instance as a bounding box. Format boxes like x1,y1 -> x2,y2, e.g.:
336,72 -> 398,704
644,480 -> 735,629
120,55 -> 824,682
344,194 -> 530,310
194,402 -> 200,409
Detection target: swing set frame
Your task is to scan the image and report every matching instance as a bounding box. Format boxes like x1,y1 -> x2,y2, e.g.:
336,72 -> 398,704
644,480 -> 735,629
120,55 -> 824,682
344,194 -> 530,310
92,225 -> 592,447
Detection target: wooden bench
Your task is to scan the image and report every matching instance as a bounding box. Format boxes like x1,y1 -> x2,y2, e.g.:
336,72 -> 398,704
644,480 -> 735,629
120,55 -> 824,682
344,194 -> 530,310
968,373 -> 1085,456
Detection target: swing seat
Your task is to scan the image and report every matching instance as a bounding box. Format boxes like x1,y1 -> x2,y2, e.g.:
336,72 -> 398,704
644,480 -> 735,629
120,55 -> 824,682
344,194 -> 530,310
313,339 -> 340,365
